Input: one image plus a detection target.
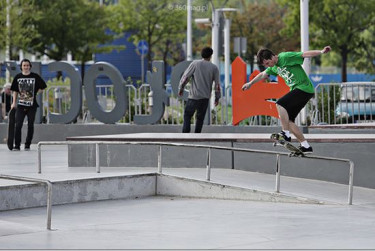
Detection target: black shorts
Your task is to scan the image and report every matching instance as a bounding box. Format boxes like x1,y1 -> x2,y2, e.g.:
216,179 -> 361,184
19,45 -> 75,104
276,88 -> 314,122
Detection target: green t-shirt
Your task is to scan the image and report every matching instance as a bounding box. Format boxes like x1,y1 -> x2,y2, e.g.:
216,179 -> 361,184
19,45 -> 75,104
265,52 -> 314,94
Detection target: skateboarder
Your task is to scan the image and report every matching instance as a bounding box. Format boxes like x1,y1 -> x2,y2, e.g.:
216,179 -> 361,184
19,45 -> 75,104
10,59 -> 47,151
242,46 -> 331,153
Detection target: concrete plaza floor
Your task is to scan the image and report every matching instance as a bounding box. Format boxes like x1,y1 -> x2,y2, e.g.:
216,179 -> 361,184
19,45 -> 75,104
0,144 -> 375,249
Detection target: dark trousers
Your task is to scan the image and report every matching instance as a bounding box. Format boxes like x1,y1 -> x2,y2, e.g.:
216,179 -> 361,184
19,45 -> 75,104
182,98 -> 209,133
15,106 -> 37,148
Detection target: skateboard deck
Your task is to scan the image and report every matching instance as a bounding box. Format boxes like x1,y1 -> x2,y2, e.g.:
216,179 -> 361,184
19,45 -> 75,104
7,108 -> 16,150
270,133 -> 305,157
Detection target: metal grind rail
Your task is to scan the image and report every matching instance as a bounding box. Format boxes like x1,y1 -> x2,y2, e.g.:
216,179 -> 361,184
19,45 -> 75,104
37,141 -> 354,205
0,174 -> 53,230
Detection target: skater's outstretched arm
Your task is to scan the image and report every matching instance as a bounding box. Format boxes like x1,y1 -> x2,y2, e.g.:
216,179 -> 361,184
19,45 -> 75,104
302,46 -> 331,58
241,71 -> 269,91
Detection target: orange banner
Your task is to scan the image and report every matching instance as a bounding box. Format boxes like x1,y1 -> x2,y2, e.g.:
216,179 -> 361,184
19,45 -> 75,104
232,56 -> 289,125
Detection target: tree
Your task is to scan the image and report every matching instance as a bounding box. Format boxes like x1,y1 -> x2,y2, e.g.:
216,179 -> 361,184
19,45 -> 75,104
30,0 -> 118,78
108,0 -> 187,70
352,25 -> 375,75
231,0 -> 299,72
277,0 -> 375,82
0,0 -> 40,60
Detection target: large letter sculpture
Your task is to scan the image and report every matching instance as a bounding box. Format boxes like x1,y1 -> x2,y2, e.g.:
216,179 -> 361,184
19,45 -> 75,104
134,61 -> 169,124
48,62 -> 82,123
232,56 -> 289,125
84,62 -> 127,124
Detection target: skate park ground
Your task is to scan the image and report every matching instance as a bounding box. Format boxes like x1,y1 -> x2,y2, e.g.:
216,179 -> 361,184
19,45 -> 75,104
1,142 -> 375,250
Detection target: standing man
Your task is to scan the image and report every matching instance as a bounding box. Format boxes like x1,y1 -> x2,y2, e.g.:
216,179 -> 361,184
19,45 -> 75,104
10,59 -> 47,151
178,47 -> 221,133
242,46 -> 331,153
1,83 -> 12,119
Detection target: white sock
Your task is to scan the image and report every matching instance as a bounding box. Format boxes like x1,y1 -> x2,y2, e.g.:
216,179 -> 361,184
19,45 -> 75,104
282,130 -> 290,138
301,140 -> 310,148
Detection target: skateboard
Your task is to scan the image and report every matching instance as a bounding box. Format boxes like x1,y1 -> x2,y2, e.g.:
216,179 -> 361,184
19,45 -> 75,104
270,133 -> 305,157
7,108 -> 16,150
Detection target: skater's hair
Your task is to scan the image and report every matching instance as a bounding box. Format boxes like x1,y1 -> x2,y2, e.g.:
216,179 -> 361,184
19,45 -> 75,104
257,48 -> 275,66
20,58 -> 32,70
201,47 -> 213,59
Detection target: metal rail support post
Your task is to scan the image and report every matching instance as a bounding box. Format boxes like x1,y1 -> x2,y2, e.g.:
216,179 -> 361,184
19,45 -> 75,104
206,148 -> 211,181
275,154 -> 281,193
158,145 -> 162,174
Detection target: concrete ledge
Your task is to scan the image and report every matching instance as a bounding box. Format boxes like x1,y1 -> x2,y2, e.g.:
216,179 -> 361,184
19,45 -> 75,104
157,174 -> 324,204
65,133 -> 374,189
0,124 -> 284,142
66,132 -> 375,143
0,174 -> 156,211
0,173 -> 324,211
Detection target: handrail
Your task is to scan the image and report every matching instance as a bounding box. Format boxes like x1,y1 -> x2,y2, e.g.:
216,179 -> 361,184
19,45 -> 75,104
0,174 -> 53,230
37,141 -> 354,205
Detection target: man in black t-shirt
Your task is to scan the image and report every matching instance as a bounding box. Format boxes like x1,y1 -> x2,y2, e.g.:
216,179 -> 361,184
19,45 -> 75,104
10,59 -> 47,151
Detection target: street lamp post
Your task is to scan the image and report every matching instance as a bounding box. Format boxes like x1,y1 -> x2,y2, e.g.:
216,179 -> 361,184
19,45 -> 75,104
214,8 -> 237,124
212,8 -> 237,69
300,0 -> 309,125
186,0 -> 193,60
195,8 -> 237,124
5,0 -> 11,83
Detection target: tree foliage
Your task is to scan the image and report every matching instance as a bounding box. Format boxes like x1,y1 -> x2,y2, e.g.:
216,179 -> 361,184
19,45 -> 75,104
30,0 -> 115,59
231,0 -> 299,72
108,0 -> 187,69
277,0 -> 375,81
0,0 -> 40,59
26,0 -> 119,78
353,25 -> 375,75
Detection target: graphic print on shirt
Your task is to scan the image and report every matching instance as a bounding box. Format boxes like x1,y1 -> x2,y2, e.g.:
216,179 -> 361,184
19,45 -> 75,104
277,67 -> 294,85
17,78 -> 35,106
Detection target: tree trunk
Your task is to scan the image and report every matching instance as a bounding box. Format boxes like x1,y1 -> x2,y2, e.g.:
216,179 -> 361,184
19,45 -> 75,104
341,49 -> 348,82
56,71 -> 63,80
81,61 -> 85,82
147,43 -> 152,71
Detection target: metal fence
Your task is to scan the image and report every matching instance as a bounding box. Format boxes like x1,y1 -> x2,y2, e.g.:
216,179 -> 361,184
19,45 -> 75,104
42,83 -> 282,126
36,81 -> 375,126
312,82 -> 375,125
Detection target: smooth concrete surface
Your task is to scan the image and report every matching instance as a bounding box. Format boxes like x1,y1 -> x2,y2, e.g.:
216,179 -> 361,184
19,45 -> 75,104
67,132 -> 375,142
1,144 -> 375,249
0,123 -> 283,142
1,122 -> 373,143
1,196 -> 375,249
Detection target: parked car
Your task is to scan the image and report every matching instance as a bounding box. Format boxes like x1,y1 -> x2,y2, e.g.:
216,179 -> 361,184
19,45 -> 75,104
336,84 -> 375,123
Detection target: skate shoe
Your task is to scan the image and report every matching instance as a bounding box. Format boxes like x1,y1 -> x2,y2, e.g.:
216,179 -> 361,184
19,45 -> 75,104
277,131 -> 291,142
298,145 -> 313,154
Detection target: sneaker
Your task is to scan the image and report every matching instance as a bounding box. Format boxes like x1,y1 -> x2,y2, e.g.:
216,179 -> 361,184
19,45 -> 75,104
13,147 -> 20,151
277,131 -> 291,142
24,145 -> 30,151
298,145 -> 313,154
